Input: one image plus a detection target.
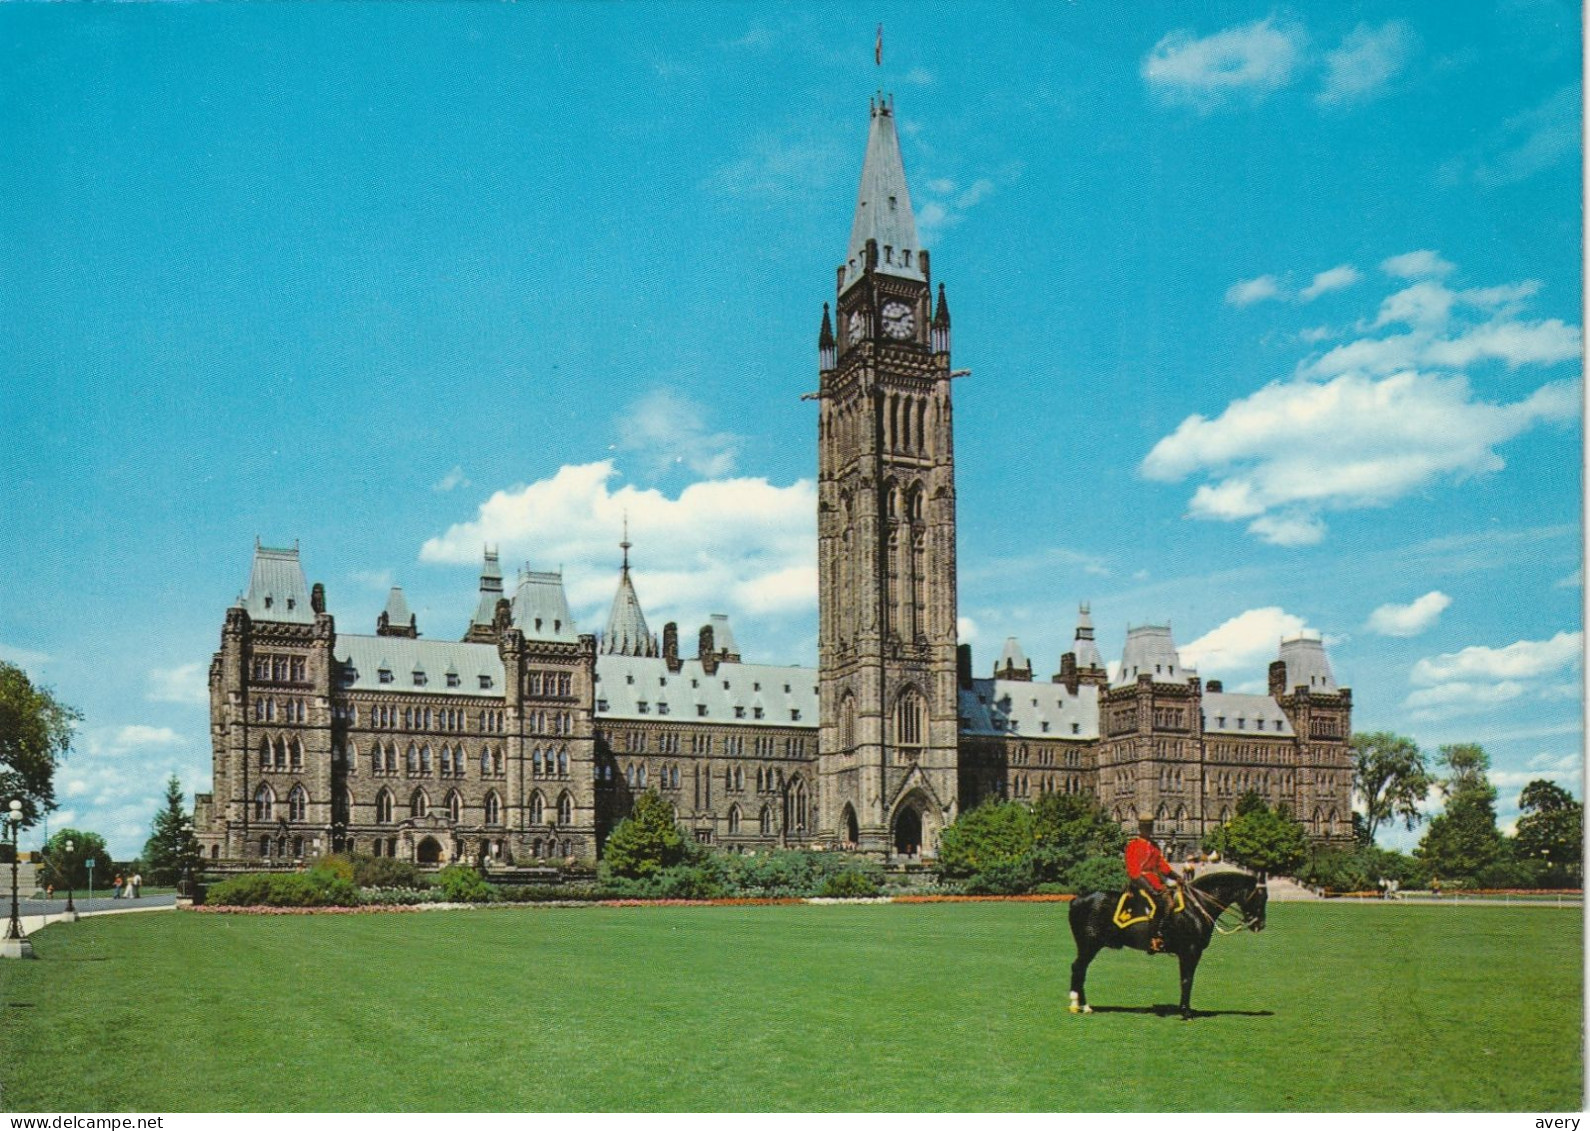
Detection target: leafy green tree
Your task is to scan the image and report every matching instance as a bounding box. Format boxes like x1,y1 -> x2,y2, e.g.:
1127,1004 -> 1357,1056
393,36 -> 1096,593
39,828 -> 113,890
142,774 -> 200,885
1416,744 -> 1504,882
1204,794 -> 1309,875
936,800 -> 1035,879
1351,732 -> 1432,844
0,661 -> 80,824
602,789 -> 687,878
1513,780 -> 1581,881
1028,792 -> 1126,884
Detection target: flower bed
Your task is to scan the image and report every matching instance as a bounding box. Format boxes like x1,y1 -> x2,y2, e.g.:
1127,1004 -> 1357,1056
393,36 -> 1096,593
892,893 -> 1075,903
183,892 -> 1091,914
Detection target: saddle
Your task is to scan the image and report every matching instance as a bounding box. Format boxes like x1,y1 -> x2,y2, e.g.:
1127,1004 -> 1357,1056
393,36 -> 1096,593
1112,884 -> 1184,929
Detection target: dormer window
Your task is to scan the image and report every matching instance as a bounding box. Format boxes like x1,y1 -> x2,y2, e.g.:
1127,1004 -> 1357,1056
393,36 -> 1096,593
1237,718 -> 1246,729
753,682 -> 761,692
378,668 -> 393,684
884,245 -> 893,263
478,675 -> 493,690
791,709 -> 801,721
264,596 -> 273,609
657,702 -> 669,716
412,671 -> 427,687
691,679 -> 699,688
722,681 -> 730,690
534,618 -> 542,631
1072,723 -> 1080,735
697,705 -> 708,717
446,673 -> 460,689
626,675 -> 634,685
287,598 -> 295,611
753,707 -> 764,719
596,698 -> 608,711
637,701 -> 649,714
734,706 -> 745,719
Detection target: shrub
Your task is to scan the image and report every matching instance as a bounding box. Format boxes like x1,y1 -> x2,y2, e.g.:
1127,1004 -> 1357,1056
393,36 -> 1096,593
496,884 -> 603,903
351,855 -> 427,890
356,887 -> 445,906
962,858 -> 1038,895
819,869 -> 883,898
1063,855 -> 1128,895
207,872 -> 359,908
937,801 -> 1035,879
310,854 -> 355,883
436,864 -> 499,903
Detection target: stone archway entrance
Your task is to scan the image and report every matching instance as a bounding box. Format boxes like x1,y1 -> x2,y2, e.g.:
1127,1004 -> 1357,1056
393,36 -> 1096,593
416,836 -> 443,865
841,803 -> 859,848
893,805 -> 922,857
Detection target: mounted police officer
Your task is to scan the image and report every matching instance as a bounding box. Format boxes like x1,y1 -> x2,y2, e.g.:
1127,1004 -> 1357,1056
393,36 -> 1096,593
1124,814 -> 1177,953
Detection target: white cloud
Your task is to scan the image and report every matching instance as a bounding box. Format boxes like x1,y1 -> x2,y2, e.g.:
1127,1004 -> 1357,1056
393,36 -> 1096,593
1555,568 -> 1582,589
432,465 -> 471,493
1381,250 -> 1455,279
1226,275 -> 1283,307
957,616 -> 979,643
86,725 -> 185,756
1299,265 -> 1361,301
1411,631 -> 1583,685
1142,18 -> 1304,109
615,389 -> 740,478
419,460 -> 817,640
1445,86 -> 1579,187
1404,631 -> 1583,721
1317,21 -> 1414,107
0,642 -> 51,667
350,569 -> 396,592
147,663 -> 209,706
1145,260 -> 1582,544
703,135 -> 843,200
915,175 -> 1004,247
1366,590 -> 1451,637
1245,510 -> 1325,547
1180,607 -> 1312,676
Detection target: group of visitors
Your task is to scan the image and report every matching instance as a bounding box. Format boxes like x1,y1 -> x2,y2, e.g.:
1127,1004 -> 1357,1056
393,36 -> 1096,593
111,872 -> 143,899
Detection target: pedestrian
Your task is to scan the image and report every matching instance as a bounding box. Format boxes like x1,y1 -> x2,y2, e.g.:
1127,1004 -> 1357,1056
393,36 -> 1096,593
1182,853 -> 1197,886
112,873 -> 123,900
45,884 -> 53,901
130,872 -> 142,899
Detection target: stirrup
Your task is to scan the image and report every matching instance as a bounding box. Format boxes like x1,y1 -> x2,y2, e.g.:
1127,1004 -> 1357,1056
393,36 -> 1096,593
1148,935 -> 1165,954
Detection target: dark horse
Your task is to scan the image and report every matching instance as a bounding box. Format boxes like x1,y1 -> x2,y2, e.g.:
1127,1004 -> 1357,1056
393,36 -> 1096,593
1068,869 -> 1268,1019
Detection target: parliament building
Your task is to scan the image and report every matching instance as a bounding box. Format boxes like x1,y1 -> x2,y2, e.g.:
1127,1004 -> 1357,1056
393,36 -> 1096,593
193,97 -> 1355,869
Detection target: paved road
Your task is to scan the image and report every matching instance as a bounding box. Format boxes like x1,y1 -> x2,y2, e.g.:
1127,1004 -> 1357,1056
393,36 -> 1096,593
11,893 -> 176,916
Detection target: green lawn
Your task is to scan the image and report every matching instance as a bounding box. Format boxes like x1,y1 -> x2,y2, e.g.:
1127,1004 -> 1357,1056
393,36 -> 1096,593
0,902 -> 1580,1112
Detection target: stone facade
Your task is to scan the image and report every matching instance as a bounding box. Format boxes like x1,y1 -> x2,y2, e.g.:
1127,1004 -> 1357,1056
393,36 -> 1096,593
193,96 -> 1354,869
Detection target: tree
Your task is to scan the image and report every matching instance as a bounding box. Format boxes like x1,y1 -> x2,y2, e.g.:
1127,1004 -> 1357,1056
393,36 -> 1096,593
142,775 -> 200,885
1416,744 -> 1503,882
38,829 -> 112,890
1028,792 -> 1126,883
1204,793 -> 1309,876
1513,779 -> 1582,881
1351,732 -> 1432,844
937,800 -> 1035,879
0,661 -> 80,824
602,790 -> 687,878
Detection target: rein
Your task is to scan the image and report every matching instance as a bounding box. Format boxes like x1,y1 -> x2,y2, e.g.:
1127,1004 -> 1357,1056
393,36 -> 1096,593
1184,881 -> 1261,935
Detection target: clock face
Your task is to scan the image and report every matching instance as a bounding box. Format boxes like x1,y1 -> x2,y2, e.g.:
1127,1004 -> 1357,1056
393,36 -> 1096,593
847,310 -> 865,342
882,301 -> 915,339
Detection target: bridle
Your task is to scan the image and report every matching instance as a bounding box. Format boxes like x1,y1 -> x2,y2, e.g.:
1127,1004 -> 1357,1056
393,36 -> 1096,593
1184,880 -> 1266,936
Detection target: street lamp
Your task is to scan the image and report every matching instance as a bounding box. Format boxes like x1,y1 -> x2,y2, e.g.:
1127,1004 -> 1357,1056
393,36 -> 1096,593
62,838 -> 78,921
178,822 -> 195,899
2,799 -> 34,959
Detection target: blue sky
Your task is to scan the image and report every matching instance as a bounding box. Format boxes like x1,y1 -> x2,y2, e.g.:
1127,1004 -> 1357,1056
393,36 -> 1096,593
1,2 -> 1580,857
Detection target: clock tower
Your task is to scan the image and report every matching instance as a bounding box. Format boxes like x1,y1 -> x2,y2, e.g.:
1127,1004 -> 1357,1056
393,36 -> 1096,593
815,95 -> 959,856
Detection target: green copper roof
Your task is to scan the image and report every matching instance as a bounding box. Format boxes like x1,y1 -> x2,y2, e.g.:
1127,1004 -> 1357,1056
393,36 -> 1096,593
239,543 -> 314,624
842,96 -> 924,293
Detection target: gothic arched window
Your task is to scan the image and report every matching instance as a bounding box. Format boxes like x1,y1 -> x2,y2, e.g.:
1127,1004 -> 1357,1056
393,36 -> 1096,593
895,688 -> 925,749
484,791 -> 501,826
410,789 -> 428,819
253,783 -> 274,821
530,791 -> 545,825
557,792 -> 573,825
287,785 -> 307,822
376,789 -> 393,824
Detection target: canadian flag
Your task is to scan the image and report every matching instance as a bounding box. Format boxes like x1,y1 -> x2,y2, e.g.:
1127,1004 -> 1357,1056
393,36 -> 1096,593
875,24 -> 882,66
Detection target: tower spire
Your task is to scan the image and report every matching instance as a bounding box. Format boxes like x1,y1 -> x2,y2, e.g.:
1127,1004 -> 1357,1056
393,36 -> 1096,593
841,93 -> 923,292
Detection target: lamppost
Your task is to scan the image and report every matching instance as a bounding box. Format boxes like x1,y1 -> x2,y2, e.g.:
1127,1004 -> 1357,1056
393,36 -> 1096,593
62,838 -> 78,922
178,821 -> 195,899
2,799 -> 34,959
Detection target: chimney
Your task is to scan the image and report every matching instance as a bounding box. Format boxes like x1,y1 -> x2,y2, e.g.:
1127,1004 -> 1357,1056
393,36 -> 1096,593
957,643 -> 973,690
1058,652 -> 1078,695
663,622 -> 682,673
1207,679 -> 1223,693
1268,660 -> 1287,698
699,624 -> 719,676
311,582 -> 326,615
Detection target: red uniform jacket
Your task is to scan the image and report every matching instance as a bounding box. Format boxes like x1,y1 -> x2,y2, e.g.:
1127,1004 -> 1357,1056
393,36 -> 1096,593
1125,837 -> 1173,890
